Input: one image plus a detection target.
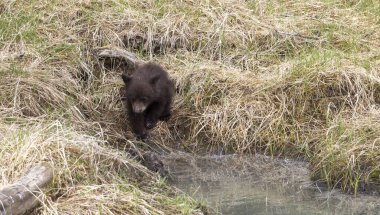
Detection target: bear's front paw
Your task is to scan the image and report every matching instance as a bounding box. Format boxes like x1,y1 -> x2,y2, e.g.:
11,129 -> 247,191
136,133 -> 148,142
145,119 -> 157,129
159,113 -> 171,122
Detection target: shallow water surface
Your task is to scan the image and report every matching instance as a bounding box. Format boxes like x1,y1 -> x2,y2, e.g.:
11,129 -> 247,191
162,153 -> 380,215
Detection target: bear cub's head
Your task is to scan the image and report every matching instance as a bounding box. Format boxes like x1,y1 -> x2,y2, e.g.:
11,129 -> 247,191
122,72 -> 160,114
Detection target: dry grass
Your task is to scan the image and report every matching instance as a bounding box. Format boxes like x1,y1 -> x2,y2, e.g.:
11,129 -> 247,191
0,0 -> 204,214
129,0 -> 379,193
0,116 -> 200,214
0,0 -> 380,213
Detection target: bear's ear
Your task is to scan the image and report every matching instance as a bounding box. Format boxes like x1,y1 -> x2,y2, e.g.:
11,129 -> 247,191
122,73 -> 131,84
150,75 -> 160,85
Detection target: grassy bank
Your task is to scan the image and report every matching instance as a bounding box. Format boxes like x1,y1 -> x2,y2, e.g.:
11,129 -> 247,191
147,0 -> 380,193
0,1 -> 379,214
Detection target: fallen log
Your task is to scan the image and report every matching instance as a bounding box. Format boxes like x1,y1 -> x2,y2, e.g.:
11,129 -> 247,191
0,164 -> 53,215
95,47 -> 143,73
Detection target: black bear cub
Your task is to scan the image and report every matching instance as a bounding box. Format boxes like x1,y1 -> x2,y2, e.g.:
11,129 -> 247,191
122,62 -> 175,141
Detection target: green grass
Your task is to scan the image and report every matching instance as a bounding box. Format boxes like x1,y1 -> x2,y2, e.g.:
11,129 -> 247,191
1,0 -> 380,214
0,13 -> 41,45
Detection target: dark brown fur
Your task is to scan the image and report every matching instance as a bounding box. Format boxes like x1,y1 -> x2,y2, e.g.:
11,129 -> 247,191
122,62 -> 175,140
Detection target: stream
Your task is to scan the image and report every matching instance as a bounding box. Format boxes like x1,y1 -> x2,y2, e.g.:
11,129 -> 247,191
162,152 -> 380,215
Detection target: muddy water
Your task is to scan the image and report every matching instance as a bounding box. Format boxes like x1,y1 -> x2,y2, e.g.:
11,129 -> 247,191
162,153 -> 380,215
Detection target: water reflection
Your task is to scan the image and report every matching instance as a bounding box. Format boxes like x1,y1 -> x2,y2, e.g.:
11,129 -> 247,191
162,153 -> 380,215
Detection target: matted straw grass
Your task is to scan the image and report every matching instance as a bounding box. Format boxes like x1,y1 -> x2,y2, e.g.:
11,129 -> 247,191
0,0 -> 379,213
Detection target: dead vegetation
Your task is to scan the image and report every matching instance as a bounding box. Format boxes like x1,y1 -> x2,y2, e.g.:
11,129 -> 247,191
0,0 -> 380,213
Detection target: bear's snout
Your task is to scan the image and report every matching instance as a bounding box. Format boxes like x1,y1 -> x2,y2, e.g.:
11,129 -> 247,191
132,101 -> 147,113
